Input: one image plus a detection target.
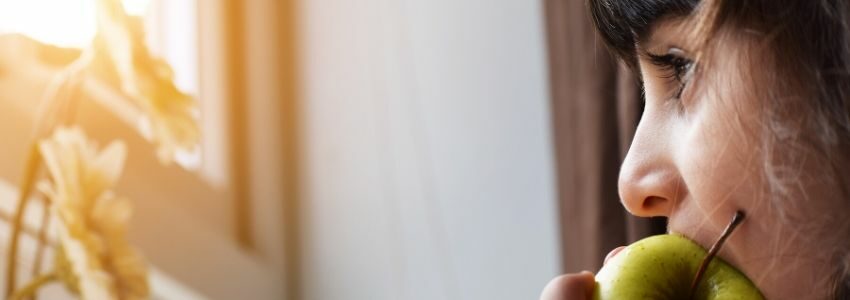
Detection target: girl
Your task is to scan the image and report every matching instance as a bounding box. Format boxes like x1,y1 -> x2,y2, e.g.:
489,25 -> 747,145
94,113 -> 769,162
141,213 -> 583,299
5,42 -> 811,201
542,0 -> 850,299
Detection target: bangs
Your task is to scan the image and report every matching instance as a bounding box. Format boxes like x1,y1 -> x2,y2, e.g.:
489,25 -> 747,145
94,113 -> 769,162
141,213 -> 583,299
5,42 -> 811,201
588,0 -> 700,67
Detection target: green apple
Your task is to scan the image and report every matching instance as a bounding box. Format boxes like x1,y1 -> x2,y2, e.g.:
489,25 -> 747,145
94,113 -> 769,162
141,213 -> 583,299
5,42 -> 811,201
594,234 -> 763,300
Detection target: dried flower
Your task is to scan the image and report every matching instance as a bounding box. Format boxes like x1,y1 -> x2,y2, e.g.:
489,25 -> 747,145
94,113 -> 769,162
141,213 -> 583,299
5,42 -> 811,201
38,127 -> 149,299
94,0 -> 199,164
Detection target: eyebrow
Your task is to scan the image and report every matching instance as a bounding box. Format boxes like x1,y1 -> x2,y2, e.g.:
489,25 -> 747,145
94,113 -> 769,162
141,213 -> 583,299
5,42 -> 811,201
588,0 -> 700,69
636,17 -> 693,55
633,3 -> 702,44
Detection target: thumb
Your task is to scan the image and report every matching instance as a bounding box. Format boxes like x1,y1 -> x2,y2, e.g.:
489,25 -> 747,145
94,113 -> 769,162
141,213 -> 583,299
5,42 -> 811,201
540,271 -> 596,300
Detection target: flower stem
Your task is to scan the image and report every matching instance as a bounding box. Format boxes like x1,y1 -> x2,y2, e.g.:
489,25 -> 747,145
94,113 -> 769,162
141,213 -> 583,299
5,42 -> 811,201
29,194 -> 51,300
5,45 -> 93,298
5,145 -> 43,297
9,272 -> 57,300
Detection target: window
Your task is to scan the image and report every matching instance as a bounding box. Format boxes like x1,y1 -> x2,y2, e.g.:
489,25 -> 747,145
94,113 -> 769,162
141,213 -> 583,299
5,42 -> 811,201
0,1 -> 282,298
0,0 -> 203,169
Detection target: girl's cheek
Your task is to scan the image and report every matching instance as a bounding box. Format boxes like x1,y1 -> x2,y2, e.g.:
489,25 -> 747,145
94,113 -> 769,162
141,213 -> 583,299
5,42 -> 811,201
672,96 -> 762,230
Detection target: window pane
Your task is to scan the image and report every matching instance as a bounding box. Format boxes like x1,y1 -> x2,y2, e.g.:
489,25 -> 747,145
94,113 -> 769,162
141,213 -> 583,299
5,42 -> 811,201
0,0 -> 155,48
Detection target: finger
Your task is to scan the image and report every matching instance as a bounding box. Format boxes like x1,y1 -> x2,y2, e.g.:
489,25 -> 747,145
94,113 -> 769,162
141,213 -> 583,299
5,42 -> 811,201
604,246 -> 626,265
540,271 -> 596,300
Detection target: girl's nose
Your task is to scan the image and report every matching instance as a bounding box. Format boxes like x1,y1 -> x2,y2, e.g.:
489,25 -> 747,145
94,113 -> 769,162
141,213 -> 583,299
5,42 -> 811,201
617,127 -> 686,217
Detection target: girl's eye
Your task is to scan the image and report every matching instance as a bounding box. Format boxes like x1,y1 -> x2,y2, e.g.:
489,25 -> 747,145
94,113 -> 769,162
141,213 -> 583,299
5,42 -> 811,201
647,48 -> 694,99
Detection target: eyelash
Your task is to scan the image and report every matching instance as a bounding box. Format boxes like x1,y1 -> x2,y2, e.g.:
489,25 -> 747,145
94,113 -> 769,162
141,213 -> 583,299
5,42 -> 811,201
647,53 -> 694,99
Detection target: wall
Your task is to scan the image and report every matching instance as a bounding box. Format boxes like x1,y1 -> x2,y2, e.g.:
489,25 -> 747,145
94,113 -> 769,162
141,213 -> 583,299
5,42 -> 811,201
297,0 -> 562,299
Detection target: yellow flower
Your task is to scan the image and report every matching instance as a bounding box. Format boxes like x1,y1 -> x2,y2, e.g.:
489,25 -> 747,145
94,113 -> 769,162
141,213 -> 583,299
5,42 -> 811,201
94,0 -> 199,164
39,127 -> 149,299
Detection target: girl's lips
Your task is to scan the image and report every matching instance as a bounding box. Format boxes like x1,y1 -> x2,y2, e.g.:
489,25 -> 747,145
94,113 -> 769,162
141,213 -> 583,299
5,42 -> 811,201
604,246 -> 626,265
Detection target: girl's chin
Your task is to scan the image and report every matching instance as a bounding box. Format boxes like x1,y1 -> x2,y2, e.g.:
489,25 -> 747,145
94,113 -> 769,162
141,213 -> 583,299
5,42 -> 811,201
665,228 -> 711,250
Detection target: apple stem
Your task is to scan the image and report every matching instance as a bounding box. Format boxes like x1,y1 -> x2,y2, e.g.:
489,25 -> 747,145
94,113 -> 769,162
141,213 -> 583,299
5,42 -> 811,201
688,211 -> 745,299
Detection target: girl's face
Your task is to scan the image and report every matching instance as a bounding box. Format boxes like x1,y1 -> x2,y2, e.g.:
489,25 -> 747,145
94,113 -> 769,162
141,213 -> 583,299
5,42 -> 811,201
619,17 -> 842,299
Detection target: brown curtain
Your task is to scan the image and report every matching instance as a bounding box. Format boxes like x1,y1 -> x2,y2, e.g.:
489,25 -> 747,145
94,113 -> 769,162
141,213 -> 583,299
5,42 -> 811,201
543,0 -> 666,273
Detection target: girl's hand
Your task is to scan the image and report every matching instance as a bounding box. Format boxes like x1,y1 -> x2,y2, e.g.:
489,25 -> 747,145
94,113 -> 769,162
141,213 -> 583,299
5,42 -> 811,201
539,271 -> 595,300
539,246 -> 625,300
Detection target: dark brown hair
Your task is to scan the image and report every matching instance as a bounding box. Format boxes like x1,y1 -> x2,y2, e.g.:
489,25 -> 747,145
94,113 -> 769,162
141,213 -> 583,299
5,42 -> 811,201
589,0 -> 850,298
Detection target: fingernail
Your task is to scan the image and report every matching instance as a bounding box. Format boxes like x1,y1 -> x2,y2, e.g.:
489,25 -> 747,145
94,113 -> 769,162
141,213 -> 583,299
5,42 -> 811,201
604,246 -> 626,265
